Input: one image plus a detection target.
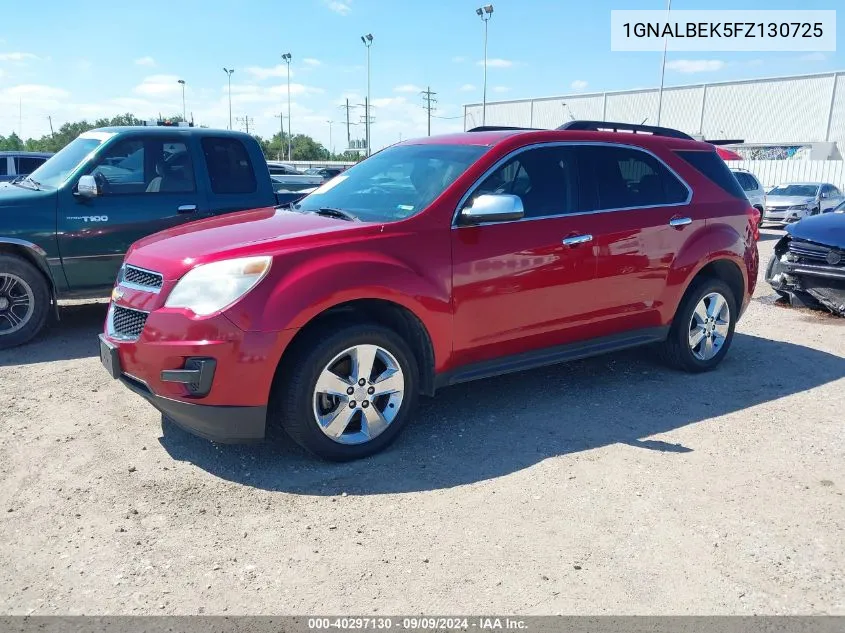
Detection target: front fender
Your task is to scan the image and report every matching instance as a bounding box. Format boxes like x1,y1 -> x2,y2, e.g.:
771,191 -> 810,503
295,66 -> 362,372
225,250 -> 453,371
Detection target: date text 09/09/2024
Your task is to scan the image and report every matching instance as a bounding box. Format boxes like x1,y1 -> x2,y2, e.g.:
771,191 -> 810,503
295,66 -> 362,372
307,617 -> 528,630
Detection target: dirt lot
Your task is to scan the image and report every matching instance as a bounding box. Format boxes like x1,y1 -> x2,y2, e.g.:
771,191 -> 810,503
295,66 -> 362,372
0,229 -> 843,615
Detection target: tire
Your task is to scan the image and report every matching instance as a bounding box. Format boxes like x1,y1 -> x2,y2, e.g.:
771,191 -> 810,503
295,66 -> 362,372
271,323 -> 420,461
658,277 -> 737,373
0,254 -> 51,350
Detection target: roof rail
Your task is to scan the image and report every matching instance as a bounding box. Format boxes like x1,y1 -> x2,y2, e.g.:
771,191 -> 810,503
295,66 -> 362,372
466,125 -> 542,132
557,120 -> 694,140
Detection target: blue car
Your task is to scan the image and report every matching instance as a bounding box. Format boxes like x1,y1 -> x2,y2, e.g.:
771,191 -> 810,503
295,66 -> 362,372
766,199 -> 845,316
0,151 -> 54,183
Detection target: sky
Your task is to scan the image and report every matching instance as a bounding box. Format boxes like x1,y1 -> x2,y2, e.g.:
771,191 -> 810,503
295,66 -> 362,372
0,0 -> 842,153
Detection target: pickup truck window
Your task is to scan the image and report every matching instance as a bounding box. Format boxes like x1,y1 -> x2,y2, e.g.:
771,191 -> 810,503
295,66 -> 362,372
202,137 -> 257,194
28,134 -> 110,189
89,139 -> 196,195
14,156 -> 46,175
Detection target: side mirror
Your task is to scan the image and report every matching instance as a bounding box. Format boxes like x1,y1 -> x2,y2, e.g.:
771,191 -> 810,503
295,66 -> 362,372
460,193 -> 524,224
77,174 -> 100,198
820,192 -> 829,199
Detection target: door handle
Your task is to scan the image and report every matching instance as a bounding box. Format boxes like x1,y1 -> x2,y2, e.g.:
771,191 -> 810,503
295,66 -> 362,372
177,204 -> 197,213
669,216 -> 692,227
562,234 -> 593,246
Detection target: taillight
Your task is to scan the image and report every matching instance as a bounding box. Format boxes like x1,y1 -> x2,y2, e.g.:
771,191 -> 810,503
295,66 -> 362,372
749,206 -> 760,242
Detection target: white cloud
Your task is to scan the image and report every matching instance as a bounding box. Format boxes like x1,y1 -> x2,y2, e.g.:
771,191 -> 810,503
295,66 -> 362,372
493,86 -> 510,93
452,56 -> 467,63
372,96 -> 406,108
245,64 -> 294,80
800,52 -> 826,62
3,84 -> 69,100
134,56 -> 156,67
134,75 -> 183,97
570,79 -> 588,92
303,58 -> 322,67
0,52 -> 39,63
477,58 -> 514,68
325,0 -> 351,15
394,84 -> 422,93
459,83 -> 476,92
665,59 -> 725,73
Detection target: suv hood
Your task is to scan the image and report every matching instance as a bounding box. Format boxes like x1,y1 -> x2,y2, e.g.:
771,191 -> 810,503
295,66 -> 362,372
126,206 -> 373,280
0,182 -> 56,207
766,195 -> 815,207
786,212 -> 845,247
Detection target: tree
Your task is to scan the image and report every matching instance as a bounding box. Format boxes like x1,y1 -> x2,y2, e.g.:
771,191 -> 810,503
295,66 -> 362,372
0,133 -> 24,151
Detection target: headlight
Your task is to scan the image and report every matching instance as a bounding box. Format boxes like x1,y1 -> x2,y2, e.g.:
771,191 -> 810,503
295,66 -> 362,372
164,256 -> 271,316
787,204 -> 809,211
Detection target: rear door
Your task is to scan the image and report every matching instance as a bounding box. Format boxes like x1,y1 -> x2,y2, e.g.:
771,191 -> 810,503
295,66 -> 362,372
200,136 -> 270,215
821,184 -> 844,212
57,135 -> 205,290
578,144 -> 695,333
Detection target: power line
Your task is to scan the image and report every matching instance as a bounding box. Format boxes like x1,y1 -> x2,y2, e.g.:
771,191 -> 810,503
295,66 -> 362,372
420,86 -> 437,136
236,116 -> 255,134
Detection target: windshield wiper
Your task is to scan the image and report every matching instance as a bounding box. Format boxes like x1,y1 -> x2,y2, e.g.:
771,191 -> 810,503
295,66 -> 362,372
15,176 -> 41,190
310,207 -> 359,222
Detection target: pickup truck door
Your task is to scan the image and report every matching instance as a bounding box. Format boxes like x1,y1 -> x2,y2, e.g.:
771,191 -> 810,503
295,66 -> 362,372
820,184 -> 844,212
57,135 -> 206,291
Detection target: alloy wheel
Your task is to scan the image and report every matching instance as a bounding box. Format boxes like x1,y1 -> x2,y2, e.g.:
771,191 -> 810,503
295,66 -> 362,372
312,344 -> 405,445
688,292 -> 731,361
0,273 -> 35,335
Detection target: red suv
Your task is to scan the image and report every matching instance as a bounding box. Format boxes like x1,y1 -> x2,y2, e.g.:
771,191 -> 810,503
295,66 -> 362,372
99,121 -> 758,461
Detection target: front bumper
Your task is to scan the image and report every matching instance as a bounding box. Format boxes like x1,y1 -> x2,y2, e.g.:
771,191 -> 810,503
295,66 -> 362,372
763,208 -> 804,224
99,306 -> 297,444
119,371 -> 266,443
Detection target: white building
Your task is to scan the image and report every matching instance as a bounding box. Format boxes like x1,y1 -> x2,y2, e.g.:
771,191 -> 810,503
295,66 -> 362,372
463,70 -> 845,160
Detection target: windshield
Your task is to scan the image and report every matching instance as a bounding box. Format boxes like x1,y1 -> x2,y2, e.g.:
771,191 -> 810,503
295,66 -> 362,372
295,143 -> 488,222
28,132 -> 114,189
769,184 -> 819,197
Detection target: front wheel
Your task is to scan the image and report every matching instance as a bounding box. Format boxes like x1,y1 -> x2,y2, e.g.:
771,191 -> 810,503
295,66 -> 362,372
271,324 -> 420,461
658,278 -> 737,373
0,254 -> 51,350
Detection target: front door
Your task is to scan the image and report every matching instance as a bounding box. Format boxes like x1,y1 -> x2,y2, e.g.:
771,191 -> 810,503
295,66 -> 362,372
451,144 -> 603,367
58,136 -> 205,291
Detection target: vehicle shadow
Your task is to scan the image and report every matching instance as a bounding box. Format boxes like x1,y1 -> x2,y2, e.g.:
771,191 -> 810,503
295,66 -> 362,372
0,302 -> 106,367
159,333 -> 845,495
758,230 -> 784,242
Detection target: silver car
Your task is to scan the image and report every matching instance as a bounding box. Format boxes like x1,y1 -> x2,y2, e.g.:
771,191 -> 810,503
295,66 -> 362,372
763,182 -> 844,225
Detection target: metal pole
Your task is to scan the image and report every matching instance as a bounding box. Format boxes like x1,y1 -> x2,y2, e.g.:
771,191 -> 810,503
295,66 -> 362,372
223,69 -> 234,130
656,0 -> 671,126
279,113 -> 284,160
482,17 -> 488,126
179,81 -> 186,121
366,44 -> 371,157
327,120 -> 333,156
286,59 -> 292,161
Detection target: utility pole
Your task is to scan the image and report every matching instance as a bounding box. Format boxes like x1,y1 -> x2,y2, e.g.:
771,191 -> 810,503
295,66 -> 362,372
327,120 -> 334,156
357,101 -> 375,150
177,79 -> 186,120
421,86 -> 437,136
236,116 -> 254,134
281,53 -> 292,161
274,113 -> 286,160
48,116 -> 54,138
361,34 -> 374,156
340,99 -> 357,150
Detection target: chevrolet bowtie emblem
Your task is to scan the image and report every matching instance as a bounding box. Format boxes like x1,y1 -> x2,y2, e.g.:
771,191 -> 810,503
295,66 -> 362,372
112,288 -> 125,302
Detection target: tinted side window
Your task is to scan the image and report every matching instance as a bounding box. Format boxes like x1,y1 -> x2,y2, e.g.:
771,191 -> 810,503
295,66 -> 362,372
581,145 -> 688,210
745,174 -> 760,191
0,158 -> 7,176
676,150 -> 746,199
202,138 -> 257,194
473,146 -> 579,218
15,157 -> 46,174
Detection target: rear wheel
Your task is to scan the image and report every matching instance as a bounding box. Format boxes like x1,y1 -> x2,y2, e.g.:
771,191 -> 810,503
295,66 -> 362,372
271,324 -> 419,461
658,277 -> 737,373
0,254 -> 50,350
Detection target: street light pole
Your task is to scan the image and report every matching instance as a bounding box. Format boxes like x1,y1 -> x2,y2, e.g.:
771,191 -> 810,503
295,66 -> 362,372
656,0 -> 671,126
361,34 -> 373,157
282,53 -> 292,161
177,79 -> 186,121
222,68 -> 234,130
327,120 -> 334,157
476,5 -> 493,126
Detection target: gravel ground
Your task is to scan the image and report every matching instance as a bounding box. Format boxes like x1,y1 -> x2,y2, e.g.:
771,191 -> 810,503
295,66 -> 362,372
0,229 -> 843,615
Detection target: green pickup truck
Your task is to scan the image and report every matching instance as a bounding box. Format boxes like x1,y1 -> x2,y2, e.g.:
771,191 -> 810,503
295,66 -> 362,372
0,125 -> 296,349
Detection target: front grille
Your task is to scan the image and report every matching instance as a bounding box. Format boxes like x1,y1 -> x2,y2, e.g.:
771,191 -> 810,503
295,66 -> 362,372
111,305 -> 149,340
789,240 -> 831,262
122,265 -> 163,290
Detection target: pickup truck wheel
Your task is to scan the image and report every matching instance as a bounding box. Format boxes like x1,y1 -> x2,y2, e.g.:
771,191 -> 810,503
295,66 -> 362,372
272,324 -> 419,461
0,255 -> 50,350
658,277 -> 737,373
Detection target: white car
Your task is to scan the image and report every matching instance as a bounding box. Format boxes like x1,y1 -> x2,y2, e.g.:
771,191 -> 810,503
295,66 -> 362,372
762,182 -> 845,226
731,168 -> 765,224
